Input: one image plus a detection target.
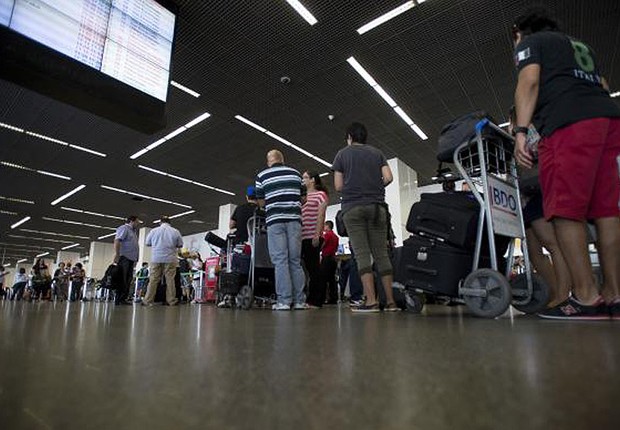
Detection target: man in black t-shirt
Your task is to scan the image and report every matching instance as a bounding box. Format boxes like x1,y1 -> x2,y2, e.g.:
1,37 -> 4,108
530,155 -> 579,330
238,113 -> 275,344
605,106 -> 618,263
512,7 -> 620,320
229,185 -> 259,245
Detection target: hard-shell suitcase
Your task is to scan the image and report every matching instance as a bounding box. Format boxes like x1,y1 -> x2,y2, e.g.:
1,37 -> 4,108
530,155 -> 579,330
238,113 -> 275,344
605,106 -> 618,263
395,235 -> 474,297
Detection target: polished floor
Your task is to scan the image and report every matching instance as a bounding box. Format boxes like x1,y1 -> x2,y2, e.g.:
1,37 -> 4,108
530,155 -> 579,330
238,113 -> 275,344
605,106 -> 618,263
0,300 -> 618,430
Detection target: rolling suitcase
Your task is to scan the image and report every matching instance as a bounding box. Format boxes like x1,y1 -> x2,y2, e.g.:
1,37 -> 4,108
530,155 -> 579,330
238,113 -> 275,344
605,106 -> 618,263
395,235 -> 473,297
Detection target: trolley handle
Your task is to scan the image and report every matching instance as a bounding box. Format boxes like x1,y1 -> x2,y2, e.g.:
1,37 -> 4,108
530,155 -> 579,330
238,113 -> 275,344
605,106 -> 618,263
475,119 -> 516,150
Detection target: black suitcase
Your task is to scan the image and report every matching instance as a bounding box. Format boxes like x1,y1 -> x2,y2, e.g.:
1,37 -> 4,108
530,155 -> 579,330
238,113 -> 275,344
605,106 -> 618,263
407,192 -> 480,250
395,236 -> 474,297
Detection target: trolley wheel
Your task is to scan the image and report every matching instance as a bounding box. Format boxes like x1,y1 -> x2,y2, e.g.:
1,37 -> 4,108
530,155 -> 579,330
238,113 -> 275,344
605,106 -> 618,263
461,269 -> 511,318
405,291 -> 425,313
236,285 -> 253,310
510,273 -> 550,314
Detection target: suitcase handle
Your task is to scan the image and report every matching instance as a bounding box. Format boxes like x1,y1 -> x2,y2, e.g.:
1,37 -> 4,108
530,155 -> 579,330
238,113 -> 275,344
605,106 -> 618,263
406,265 -> 438,276
417,227 -> 446,241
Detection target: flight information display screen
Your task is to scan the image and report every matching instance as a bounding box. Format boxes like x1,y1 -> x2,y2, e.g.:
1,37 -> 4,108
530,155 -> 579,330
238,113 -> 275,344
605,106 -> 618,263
1,0 -> 175,101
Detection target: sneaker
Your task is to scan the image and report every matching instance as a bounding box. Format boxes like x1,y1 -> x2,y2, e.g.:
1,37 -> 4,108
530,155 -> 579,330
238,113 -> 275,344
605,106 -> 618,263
351,303 -> 380,313
538,296 -> 610,321
217,299 -> 231,308
608,299 -> 620,321
384,303 -> 402,312
272,303 -> 291,311
349,299 -> 364,308
293,303 -> 311,310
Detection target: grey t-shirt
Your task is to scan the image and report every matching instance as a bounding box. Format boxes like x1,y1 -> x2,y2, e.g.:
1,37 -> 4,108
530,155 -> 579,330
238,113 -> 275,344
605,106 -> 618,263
332,144 -> 388,212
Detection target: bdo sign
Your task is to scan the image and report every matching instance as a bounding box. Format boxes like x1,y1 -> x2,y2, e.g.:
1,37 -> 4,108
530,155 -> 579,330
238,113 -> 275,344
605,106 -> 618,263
487,176 -> 522,238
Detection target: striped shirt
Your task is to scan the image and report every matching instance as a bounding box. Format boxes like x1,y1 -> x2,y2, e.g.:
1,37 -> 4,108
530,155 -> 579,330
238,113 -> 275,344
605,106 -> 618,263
302,190 -> 328,239
255,164 -> 304,227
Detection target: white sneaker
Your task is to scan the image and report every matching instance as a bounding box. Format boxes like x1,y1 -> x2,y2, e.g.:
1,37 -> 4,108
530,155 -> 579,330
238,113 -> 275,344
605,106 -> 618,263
272,303 -> 291,311
292,303 -> 310,310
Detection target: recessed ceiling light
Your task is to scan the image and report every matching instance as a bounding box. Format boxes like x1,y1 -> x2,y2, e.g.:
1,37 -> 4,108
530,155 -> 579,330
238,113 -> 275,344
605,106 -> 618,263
0,195 -> 35,204
347,57 -> 428,140
357,1 -> 419,35
0,121 -> 25,132
60,206 -> 125,221
153,209 -> 197,224
9,234 -> 74,244
19,228 -> 90,240
97,232 -> 116,240
35,252 -> 50,258
285,0 -> 318,25
0,160 -> 71,180
138,165 -> 235,196
235,116 -> 331,167
61,243 -> 80,250
10,216 -> 31,229
41,217 -> 116,231
319,172 -> 330,177
129,111 -> 211,160
50,184 -> 86,206
170,80 -> 201,98
100,185 -> 192,209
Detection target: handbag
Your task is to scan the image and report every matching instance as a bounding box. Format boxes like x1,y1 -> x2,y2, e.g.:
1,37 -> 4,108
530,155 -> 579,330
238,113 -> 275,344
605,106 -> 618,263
335,210 -> 347,237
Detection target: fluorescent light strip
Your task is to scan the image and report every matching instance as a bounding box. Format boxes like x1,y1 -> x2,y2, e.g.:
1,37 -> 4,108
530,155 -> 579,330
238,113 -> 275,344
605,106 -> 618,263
0,242 -> 56,250
130,111 -> 212,159
0,210 -> 18,215
357,1 -> 417,35
285,0 -> 318,25
50,184 -> 86,206
9,234 -> 74,244
60,207 -> 125,221
138,165 -> 235,196
11,216 -> 31,229
153,209 -> 197,224
347,57 -> 428,140
36,252 -> 50,258
611,91 -> 620,98
170,80 -> 201,98
100,185 -> 192,209
61,243 -> 80,250
42,217 -> 116,231
17,259 -> 28,263
234,116 -> 332,167
97,232 -> 116,240
498,122 -> 510,128
319,172 -> 330,177
0,195 -> 35,204
0,161 -> 71,180
0,121 -> 108,157
19,229 -> 90,240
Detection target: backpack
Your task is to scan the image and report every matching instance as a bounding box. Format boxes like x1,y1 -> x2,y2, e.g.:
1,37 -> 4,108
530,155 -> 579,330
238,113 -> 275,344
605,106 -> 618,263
101,264 -> 122,290
437,110 -> 496,162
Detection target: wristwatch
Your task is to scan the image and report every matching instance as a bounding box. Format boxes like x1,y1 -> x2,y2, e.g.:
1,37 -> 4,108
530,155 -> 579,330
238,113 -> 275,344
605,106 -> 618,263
512,126 -> 529,136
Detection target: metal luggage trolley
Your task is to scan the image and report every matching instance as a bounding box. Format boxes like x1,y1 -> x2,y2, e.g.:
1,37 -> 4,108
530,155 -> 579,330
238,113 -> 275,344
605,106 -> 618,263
409,119 -> 549,317
235,212 -> 275,310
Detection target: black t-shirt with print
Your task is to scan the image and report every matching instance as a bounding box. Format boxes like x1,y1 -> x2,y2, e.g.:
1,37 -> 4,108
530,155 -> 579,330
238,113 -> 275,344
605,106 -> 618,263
515,31 -> 620,136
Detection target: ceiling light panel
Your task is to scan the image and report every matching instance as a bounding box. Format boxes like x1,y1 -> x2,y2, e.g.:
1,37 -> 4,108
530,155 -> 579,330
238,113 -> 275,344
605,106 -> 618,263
234,116 -> 331,167
153,209 -> 196,223
61,243 -> 80,250
41,217 -> 116,231
50,184 -> 86,206
611,91 -> 619,98
0,210 -> 18,215
0,160 -> 71,180
97,232 -> 116,240
130,111 -> 211,159
357,1 -> 418,35
60,207 -> 125,221
138,165 -> 235,196
9,234 -> 73,244
36,252 -> 50,258
0,195 -> 35,204
346,57 -> 428,140
17,258 -> 28,263
10,216 -> 31,229
285,0 -> 318,25
170,80 -> 201,98
0,121 -> 106,157
100,185 -> 192,209
19,229 -> 90,240
0,242 -> 56,250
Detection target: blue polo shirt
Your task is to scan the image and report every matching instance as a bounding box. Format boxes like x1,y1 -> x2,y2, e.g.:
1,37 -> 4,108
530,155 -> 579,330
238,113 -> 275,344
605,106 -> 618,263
115,223 -> 139,262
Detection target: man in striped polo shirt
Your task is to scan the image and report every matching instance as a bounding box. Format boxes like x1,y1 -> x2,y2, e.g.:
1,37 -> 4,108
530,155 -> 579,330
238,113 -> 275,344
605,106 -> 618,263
255,149 -> 308,310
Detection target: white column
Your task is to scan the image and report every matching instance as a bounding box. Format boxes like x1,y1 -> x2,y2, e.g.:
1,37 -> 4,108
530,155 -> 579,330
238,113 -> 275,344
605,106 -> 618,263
87,241 -> 115,279
218,203 -> 236,236
138,227 -> 152,266
385,158 -> 419,247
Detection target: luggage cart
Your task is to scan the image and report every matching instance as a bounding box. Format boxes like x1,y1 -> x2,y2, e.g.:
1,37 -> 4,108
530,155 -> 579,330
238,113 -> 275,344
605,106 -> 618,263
405,119 -> 549,317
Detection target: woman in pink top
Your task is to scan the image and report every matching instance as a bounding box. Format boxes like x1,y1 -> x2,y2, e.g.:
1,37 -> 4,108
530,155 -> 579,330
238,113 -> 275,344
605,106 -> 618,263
301,171 -> 329,308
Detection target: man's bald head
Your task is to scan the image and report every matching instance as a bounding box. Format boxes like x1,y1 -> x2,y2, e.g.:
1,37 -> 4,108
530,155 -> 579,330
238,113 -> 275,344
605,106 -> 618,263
267,149 -> 284,167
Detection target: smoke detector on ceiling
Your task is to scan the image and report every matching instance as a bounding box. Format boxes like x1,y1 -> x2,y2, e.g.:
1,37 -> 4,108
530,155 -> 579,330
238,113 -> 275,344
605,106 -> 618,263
280,76 -> 291,84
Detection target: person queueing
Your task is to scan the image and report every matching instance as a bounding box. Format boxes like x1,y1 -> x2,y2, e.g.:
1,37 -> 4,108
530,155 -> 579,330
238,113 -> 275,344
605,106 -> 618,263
255,149 -> 308,311
230,186 -> 260,245
332,122 -> 399,312
321,220 -> 340,305
113,215 -> 141,305
11,268 -> 28,300
301,171 -> 329,308
134,262 -> 149,302
512,7 -> 620,319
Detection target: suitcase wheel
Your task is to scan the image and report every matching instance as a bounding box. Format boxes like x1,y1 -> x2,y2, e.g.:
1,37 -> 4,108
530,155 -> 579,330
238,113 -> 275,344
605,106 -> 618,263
461,269 -> 511,318
510,273 -> 550,314
405,291 -> 425,313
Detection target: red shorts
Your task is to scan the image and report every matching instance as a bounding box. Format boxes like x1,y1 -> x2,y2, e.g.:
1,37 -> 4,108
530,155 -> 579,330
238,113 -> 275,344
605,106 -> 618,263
539,117 -> 620,221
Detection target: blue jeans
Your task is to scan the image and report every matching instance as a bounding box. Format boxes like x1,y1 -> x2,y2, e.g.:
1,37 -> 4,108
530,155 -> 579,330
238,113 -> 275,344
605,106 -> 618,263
267,221 -> 306,305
